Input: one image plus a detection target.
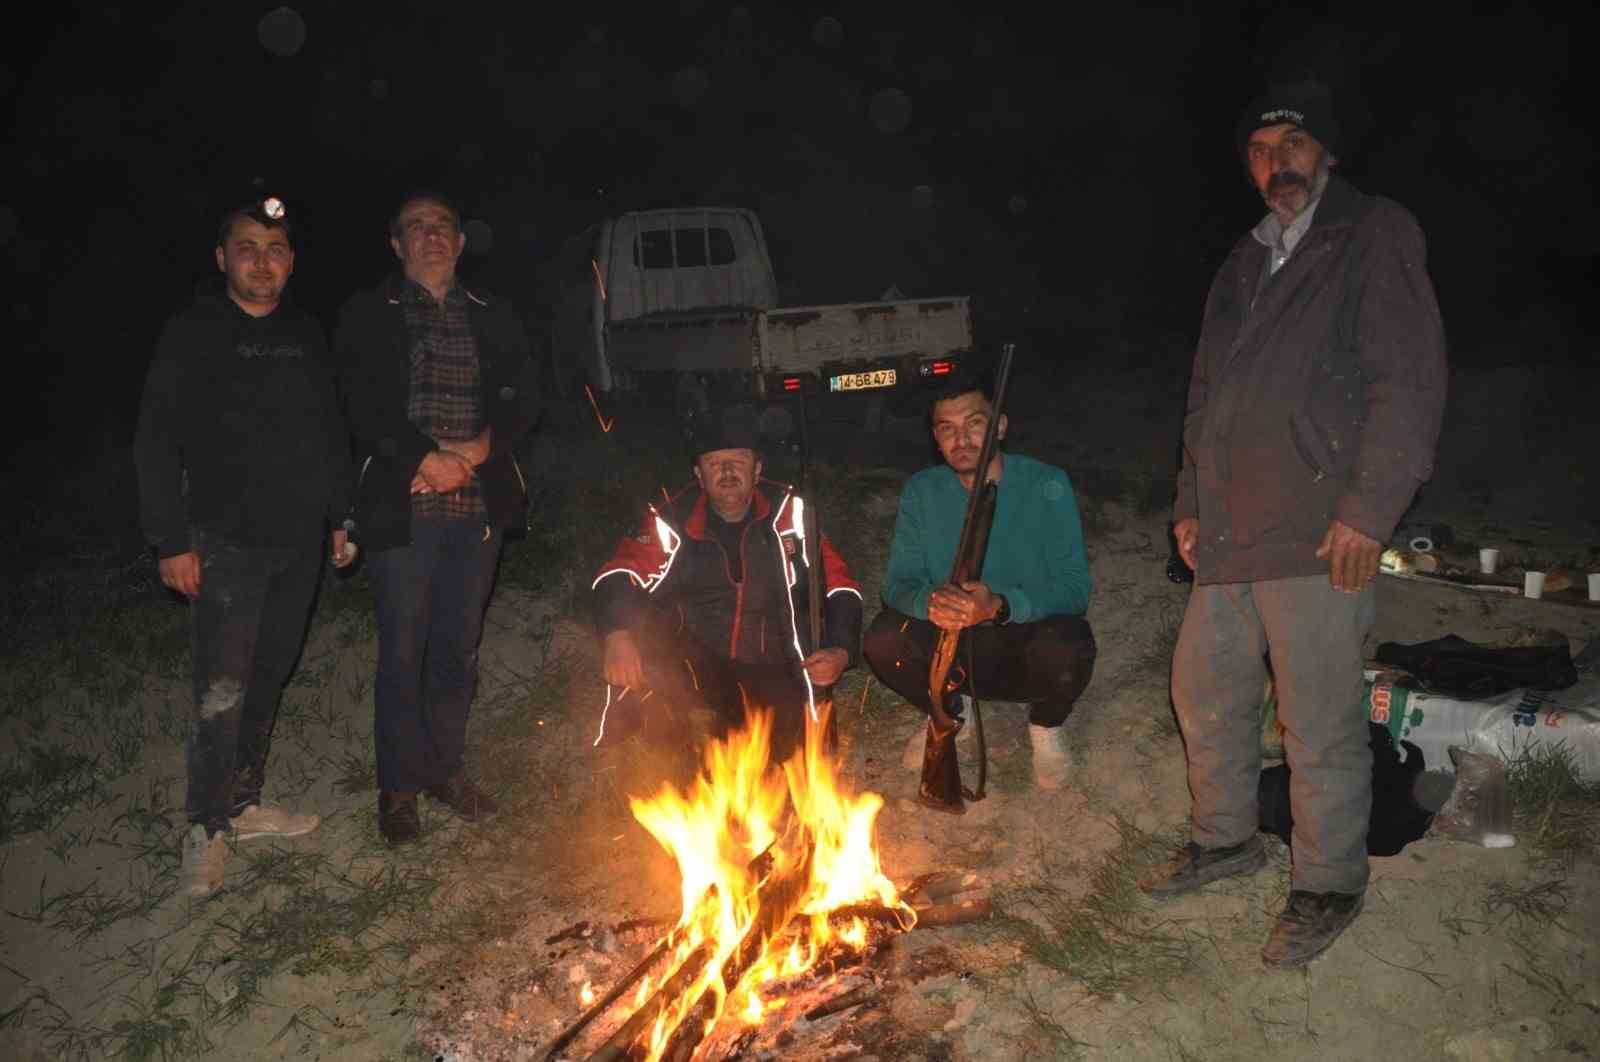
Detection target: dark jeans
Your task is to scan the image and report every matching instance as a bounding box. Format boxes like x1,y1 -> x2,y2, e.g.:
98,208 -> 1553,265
188,529 -> 322,836
367,516 -> 501,792
598,603 -> 814,763
863,608 -> 1097,727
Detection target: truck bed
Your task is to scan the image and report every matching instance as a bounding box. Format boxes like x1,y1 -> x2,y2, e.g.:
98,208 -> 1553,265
755,296 -> 972,377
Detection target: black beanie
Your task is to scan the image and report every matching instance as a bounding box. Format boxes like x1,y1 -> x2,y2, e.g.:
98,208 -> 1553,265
686,403 -> 762,460
1237,80 -> 1343,161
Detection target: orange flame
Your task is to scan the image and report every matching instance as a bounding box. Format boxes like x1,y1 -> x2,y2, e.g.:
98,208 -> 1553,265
626,705 -> 912,1059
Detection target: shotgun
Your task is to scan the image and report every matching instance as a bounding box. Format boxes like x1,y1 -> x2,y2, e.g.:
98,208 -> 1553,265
920,343 -> 1015,813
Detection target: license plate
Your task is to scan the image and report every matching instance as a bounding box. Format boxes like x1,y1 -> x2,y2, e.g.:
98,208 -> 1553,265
829,368 -> 897,392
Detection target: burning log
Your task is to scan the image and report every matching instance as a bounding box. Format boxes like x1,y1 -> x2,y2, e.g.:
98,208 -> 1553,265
543,937 -> 676,1062
547,846 -> 781,1062
658,845 -> 816,1062
910,898 -> 992,927
803,984 -> 878,1022
585,941 -> 716,1062
824,896 -> 991,931
580,844 -> 810,1062
903,869 -> 981,904
825,903 -> 918,931
613,916 -> 672,938
545,920 -> 593,946
546,916 -> 673,949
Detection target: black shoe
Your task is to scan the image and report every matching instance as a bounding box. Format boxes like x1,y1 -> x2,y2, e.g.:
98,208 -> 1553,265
424,772 -> 499,821
379,790 -> 421,845
1141,837 -> 1266,897
1261,889 -> 1365,968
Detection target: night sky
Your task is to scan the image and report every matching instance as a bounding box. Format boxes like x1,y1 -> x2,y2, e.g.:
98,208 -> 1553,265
1,2 -> 1587,451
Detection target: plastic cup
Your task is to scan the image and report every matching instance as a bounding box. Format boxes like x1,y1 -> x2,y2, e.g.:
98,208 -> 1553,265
1524,571 -> 1545,599
1589,573 -> 1600,602
1479,548 -> 1499,574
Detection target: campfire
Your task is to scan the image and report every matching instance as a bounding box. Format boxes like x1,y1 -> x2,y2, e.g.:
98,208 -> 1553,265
543,706 -> 987,1061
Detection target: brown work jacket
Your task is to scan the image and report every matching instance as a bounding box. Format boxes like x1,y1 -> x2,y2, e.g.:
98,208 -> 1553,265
1174,176 -> 1448,584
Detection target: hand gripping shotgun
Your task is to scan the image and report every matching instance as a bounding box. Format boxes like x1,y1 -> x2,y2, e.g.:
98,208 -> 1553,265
920,342 -> 1015,814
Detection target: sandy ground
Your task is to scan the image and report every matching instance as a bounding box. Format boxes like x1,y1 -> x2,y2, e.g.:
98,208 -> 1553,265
407,504 -> 1600,1062
3,385 -> 1598,1061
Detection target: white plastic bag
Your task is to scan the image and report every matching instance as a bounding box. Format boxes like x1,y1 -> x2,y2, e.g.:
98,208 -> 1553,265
1364,670 -> 1600,781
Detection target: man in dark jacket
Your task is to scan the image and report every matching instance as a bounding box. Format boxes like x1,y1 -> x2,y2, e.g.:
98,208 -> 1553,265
1142,82 -> 1447,968
591,409 -> 862,762
135,198 -> 353,897
334,191 -> 538,845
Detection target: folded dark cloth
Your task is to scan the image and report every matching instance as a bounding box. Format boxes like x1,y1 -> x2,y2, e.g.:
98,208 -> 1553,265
1373,634 -> 1576,699
1258,723 -> 1434,857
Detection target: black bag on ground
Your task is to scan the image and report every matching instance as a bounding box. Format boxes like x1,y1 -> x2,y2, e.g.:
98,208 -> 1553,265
1372,633 -> 1577,699
1258,723 -> 1434,857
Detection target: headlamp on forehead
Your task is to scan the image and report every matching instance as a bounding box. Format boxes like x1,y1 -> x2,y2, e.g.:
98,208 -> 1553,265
261,196 -> 286,220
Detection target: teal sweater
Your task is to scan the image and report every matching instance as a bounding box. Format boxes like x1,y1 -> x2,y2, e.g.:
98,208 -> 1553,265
882,453 -> 1091,624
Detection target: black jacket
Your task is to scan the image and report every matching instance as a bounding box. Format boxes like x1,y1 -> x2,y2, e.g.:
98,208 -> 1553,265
134,290 -> 349,558
334,276 -> 539,552
593,481 -> 864,670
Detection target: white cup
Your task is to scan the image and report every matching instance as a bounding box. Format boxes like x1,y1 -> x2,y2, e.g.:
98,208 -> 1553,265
1479,548 -> 1499,574
1524,571 -> 1545,599
1589,573 -> 1600,602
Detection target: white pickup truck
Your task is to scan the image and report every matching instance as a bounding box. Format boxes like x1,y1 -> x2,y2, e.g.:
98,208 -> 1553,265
547,207 -> 976,426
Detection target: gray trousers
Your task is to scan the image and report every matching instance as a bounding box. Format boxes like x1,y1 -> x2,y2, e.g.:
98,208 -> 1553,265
1171,575 -> 1375,894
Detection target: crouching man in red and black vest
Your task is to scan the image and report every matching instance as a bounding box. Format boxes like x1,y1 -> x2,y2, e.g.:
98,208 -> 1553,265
591,409 -> 862,761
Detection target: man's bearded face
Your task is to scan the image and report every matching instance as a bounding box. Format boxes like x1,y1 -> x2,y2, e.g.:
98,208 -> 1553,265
1245,123 -> 1333,221
695,448 -> 761,518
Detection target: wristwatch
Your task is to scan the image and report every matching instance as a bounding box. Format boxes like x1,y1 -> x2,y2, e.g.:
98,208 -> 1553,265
993,594 -> 1011,625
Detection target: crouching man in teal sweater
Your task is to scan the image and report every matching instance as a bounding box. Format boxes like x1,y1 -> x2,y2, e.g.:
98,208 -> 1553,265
863,372 -> 1096,790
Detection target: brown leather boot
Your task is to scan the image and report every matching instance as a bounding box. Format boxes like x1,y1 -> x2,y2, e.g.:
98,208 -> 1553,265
424,772 -> 499,821
379,790 -> 420,845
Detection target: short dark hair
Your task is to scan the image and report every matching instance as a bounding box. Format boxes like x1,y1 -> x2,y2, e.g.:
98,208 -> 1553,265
389,190 -> 463,237
927,365 -> 995,415
217,201 -> 293,249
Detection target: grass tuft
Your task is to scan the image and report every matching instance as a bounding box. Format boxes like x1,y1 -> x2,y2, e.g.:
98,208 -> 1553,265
1480,878 -> 1570,933
1504,742 -> 1600,867
0,744 -> 109,844
996,817 -> 1194,996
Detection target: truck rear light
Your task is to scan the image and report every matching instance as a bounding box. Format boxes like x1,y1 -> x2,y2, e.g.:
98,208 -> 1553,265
929,359 -> 953,375
782,375 -> 803,392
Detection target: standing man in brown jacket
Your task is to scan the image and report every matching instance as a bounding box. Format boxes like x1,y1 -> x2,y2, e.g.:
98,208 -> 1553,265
1143,81 -> 1447,967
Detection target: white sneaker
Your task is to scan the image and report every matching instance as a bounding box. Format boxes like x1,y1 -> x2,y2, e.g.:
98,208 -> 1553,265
232,802 -> 320,841
183,824 -> 227,898
1029,723 -> 1074,791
